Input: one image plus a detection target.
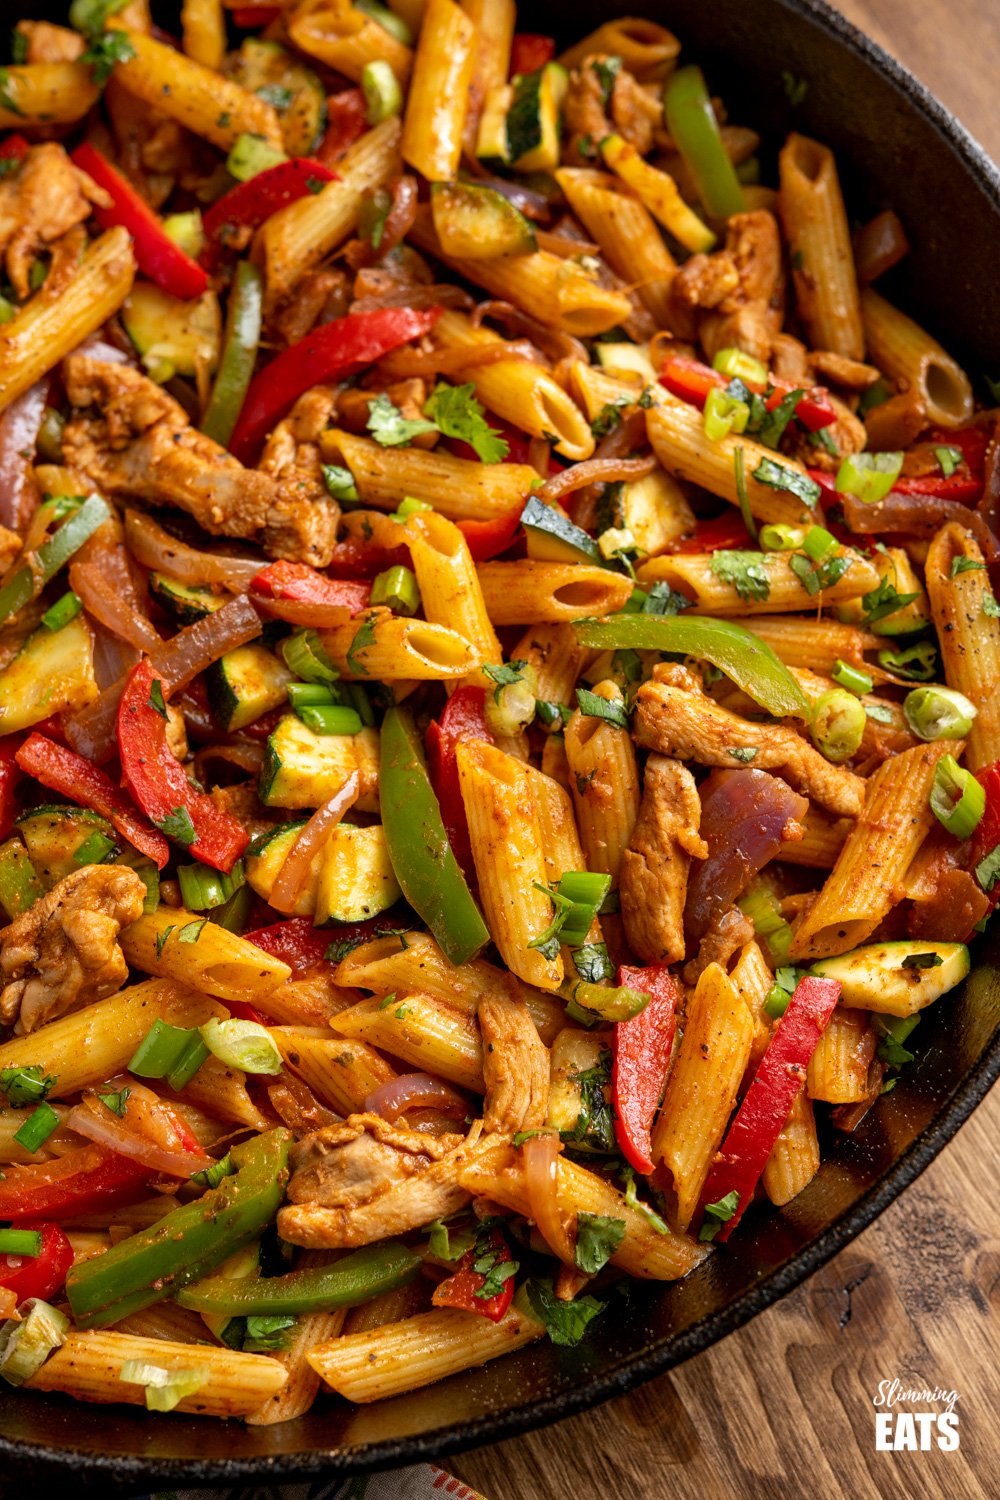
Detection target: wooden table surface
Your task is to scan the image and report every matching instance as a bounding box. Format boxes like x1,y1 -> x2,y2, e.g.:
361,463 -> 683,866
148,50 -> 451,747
453,5 -> 1000,1497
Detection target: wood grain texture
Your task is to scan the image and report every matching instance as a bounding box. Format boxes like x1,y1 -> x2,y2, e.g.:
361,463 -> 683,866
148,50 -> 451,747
453,12 -> 1000,1491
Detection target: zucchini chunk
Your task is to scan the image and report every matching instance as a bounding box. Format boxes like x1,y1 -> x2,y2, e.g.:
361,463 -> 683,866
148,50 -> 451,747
811,940 -> 970,1017
476,84 -> 513,164
245,820 -> 318,917
0,614 -> 97,733
430,182 -> 536,259
521,495 -> 601,564
149,575 -> 229,626
228,39 -> 327,155
206,643 -> 293,732
505,63 -> 569,172
315,824 -> 401,923
259,715 -> 379,811
122,282 -> 221,384
16,804 -> 118,890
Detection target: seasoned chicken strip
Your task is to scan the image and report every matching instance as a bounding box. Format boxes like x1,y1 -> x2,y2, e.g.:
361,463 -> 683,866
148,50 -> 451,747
257,385 -> 340,564
671,211 -> 784,365
0,865 -> 146,1034
61,355 -> 339,565
0,144 -> 109,300
278,1113 -> 478,1248
478,993 -> 549,1134
620,755 -> 706,965
634,666 -> 865,818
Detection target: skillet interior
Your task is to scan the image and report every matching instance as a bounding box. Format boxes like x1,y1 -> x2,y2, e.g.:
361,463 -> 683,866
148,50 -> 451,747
2,0 -> 999,1484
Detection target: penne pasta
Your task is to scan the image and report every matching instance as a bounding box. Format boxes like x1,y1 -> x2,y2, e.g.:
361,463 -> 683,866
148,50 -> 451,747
557,17 -> 680,77
320,427 -> 538,519
329,991 -> 484,1088
761,1090 -> 820,1206
778,132 -> 864,358
638,547 -> 880,615
555,169 -> 676,328
461,0 -> 515,154
401,0 -> 477,181
860,287 -> 974,429
807,1006 -> 876,1103
924,522 -> 1000,769
180,0 -> 225,69
564,681 -> 641,883
318,606 -> 483,679
0,62 -> 98,127
288,0 -> 413,85
120,910 -> 292,1000
405,510 -> 502,689
476,561 -> 633,624
271,1027 -> 396,1113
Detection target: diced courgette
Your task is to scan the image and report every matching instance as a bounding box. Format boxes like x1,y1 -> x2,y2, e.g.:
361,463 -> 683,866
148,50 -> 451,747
206,643 -> 293,732
149,575 -> 229,626
521,494 -> 600,564
430,182 -> 536,260
836,546 -> 930,636
245,820 -> 318,917
315,824 -> 401,923
228,39 -> 327,155
259,715 -> 379,812
16,804 -> 118,890
0,836 -> 44,918
121,282 -> 221,384
505,63 -> 569,172
0,614 -> 97,734
595,342 -> 659,383
476,84 -> 513,164
811,940 -> 970,1017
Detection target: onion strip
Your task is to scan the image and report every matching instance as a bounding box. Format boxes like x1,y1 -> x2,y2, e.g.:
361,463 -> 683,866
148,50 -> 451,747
364,1072 -> 468,1121
536,453 -> 656,504
124,509 -> 264,589
268,772 -> 359,914
522,1131 -> 576,1266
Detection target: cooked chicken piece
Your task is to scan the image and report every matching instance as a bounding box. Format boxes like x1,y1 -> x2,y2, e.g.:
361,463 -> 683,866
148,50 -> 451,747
770,331 -> 812,384
478,993 -> 549,1134
0,866 -> 146,1035
278,1113 -> 478,1248
15,20 -> 85,62
784,390 -> 866,472
257,385 -> 342,563
670,211 -> 784,366
809,349 -> 881,392
0,525 -> 22,574
634,664 -> 865,818
270,268 -> 349,347
563,54 -> 660,163
682,906 -> 754,987
61,355 -> 339,565
0,144 -> 110,301
620,755 -> 707,965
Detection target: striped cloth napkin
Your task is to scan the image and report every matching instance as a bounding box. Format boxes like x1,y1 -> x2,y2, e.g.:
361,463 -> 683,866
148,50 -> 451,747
151,1467 -> 487,1500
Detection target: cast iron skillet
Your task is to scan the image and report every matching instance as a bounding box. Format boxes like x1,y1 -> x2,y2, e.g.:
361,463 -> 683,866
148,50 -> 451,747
3,0 -> 1000,1485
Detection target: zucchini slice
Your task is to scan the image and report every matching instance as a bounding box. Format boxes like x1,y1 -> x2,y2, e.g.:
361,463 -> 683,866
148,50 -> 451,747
245,820 -> 319,917
521,495 -> 601,564
315,824 -> 401,924
811,940 -> 970,1017
476,84 -> 513,164
149,575 -> 228,626
506,63 -> 569,172
122,282 -> 221,384
430,182 -> 536,260
0,836 -> 44,918
0,614 -> 97,734
16,804 -> 118,890
259,715 -> 379,812
228,38 -> 327,155
206,643 -> 292,733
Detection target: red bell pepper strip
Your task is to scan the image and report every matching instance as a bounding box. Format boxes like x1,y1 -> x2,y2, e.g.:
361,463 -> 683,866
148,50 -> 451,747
117,659 -> 248,872
0,134 -> 30,163
658,354 -> 837,432
0,735 -> 23,839
0,1145 -> 152,1222
611,966 -> 679,1174
431,1227 -> 516,1322
0,1221 -> 74,1303
890,474 -> 983,503
970,761 -> 1000,914
70,143 -> 209,302
457,509 -> 522,562
667,512 -> 753,554
509,34 -> 556,76
15,732 -> 170,869
426,686 -> 493,882
201,158 -> 338,268
245,913 -> 403,971
316,89 -> 368,164
328,533 -> 410,579
229,306 -> 442,463
230,4 -> 281,24
698,975 -> 841,1241
250,560 -> 371,625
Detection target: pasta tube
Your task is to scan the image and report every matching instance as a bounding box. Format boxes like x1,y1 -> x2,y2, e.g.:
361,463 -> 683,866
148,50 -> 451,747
320,428 -> 538,519
318,608 -> 483,679
400,0 -> 477,180
779,133 -> 864,358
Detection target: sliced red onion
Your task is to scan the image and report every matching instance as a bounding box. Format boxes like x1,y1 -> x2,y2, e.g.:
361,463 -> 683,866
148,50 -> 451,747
67,1104 -> 211,1178
537,453 -> 656,505
0,380 -> 47,534
364,1071 -> 468,1121
124,509 -> 265,589
269,772 -> 359,914
522,1130 -> 576,1266
684,769 -> 809,943
70,551 -> 162,655
841,492 -> 999,560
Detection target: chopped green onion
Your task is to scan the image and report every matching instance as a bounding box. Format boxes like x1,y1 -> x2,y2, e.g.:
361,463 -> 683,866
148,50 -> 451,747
935,445 -> 962,478
72,830 -> 117,866
200,1018 -> 282,1075
737,884 -> 792,965
297,704 -> 363,736
393,496 -> 433,520
809,688 -> 866,763
0,1299 -> 68,1387
191,1153 -> 234,1189
119,1359 -> 211,1412
14,1103 -> 61,1152
281,628 -> 339,685
712,347 -> 767,385
370,565 -> 420,616
128,1018 -> 209,1091
759,524 -> 806,551
835,450 -> 904,504
225,132 -> 287,182
286,682 -> 335,709
703,385 -> 750,441
831,660 -> 873,696
0,1229 -> 42,1257
563,981 -> 649,1023
361,59 -> 402,124
177,860 -> 245,911
877,641 -> 937,681
929,754 -> 985,839
354,0 -> 413,43
41,591 -> 82,631
132,859 -> 160,914
556,871 -> 613,948
762,984 -> 791,1020
903,685 -> 977,741
322,465 -> 359,503
802,525 -> 837,562
208,882 -> 254,935
733,445 -> 757,543
0,494 -> 109,628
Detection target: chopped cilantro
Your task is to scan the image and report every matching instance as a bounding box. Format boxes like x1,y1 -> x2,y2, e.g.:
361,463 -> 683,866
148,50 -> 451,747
157,807 -> 197,846
900,952 -> 943,970
782,70 -> 808,105
563,1049 -> 615,1153
591,55 -> 622,107
710,549 -> 770,603
80,29 -> 135,85
255,83 -> 292,110
367,391 -> 437,447
950,556 -> 986,578
148,678 -> 168,719
0,69 -> 24,116
155,924 -> 176,958
178,918 -> 207,943
244,1315 -> 295,1351
699,1190 -> 740,1242
483,659 -> 529,702
860,576 -> 920,626
423,382 -> 509,464
98,1087 -> 131,1117
574,1212 -> 625,1274
591,399 -> 627,438
621,1164 -> 670,1234
0,1065 -> 57,1107
572,943 -> 612,983
976,844 -> 1000,893
346,612 -> 378,676
752,456 -> 821,507
523,1278 -> 606,1346
789,549 -> 850,596
754,388 -> 804,450
726,746 -> 758,763
575,687 -> 629,729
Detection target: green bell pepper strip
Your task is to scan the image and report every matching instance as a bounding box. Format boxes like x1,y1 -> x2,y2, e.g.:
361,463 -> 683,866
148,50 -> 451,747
380,705 -> 489,966
663,65 -> 746,220
201,261 -> 264,448
0,495 -> 109,627
573,614 -> 807,719
177,1242 -> 421,1316
65,1128 -> 291,1328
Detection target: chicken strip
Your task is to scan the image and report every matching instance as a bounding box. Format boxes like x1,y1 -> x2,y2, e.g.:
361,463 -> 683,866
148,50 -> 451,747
61,355 -> 339,565
478,993 -> 549,1134
0,865 -> 146,1035
671,211 -> 784,366
634,665 -> 865,817
278,1113 -> 478,1248
257,385 -> 341,564
620,755 -> 706,965
0,144 -> 110,300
